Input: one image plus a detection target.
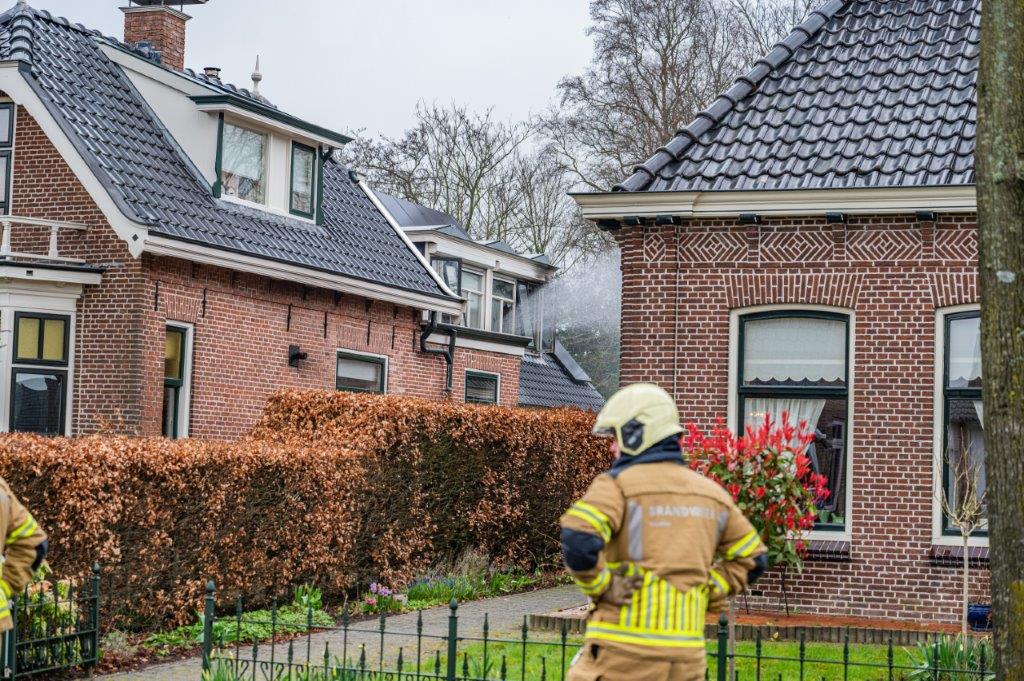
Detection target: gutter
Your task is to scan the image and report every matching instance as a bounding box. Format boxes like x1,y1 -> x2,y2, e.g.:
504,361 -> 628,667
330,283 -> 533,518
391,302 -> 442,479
421,312 -> 457,393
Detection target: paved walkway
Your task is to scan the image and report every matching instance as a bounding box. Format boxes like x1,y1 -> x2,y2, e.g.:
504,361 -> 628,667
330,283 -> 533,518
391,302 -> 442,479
104,586 -> 585,681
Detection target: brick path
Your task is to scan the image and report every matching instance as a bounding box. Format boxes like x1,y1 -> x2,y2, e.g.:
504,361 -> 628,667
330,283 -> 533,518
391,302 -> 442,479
103,586 -> 585,680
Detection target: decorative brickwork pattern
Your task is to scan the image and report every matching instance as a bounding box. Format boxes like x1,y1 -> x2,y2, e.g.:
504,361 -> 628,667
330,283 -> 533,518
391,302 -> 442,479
759,229 -> 834,263
613,213 -> 985,624
677,230 -> 747,263
845,227 -> 924,262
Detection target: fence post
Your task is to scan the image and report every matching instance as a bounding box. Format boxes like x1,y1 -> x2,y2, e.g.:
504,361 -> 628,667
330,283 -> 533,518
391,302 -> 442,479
446,600 -> 458,681
716,614 -> 728,681
2,622 -> 13,680
89,563 -> 101,675
201,581 -> 216,674
6,589 -> 17,679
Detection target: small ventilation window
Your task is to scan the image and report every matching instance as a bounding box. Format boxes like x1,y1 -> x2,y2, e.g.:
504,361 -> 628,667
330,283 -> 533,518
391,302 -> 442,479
465,370 -> 499,405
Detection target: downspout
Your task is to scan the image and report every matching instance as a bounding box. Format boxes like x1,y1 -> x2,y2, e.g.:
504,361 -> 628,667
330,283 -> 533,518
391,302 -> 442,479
672,224 -> 681,400
421,311 -> 457,393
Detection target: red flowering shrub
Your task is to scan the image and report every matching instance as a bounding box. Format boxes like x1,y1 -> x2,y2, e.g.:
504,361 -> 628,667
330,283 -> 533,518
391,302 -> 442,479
683,413 -> 829,571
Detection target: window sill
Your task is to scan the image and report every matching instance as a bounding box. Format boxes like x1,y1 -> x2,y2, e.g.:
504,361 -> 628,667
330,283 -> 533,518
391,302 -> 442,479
930,544 -> 989,567
805,539 -> 851,562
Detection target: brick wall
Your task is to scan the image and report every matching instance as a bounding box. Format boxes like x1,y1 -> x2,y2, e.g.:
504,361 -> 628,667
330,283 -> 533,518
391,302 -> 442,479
9,104 -> 521,440
613,214 -> 987,624
143,255 -> 521,439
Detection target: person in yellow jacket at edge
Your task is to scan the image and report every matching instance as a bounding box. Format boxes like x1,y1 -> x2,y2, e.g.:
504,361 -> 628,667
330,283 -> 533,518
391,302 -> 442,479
0,477 -> 47,637
561,383 -> 767,681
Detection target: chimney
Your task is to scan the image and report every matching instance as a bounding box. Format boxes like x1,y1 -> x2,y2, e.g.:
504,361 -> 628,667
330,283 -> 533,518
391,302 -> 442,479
121,1 -> 207,71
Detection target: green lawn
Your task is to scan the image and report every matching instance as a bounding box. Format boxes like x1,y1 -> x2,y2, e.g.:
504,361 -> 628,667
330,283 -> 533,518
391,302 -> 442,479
417,634 -> 978,681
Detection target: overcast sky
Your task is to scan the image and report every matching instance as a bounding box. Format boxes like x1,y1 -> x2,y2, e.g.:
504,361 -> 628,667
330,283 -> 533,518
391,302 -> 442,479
30,0 -> 594,139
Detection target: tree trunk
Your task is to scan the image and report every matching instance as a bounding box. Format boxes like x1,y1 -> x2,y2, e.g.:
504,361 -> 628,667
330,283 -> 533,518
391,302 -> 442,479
962,531 -> 970,637
977,1 -> 1024,678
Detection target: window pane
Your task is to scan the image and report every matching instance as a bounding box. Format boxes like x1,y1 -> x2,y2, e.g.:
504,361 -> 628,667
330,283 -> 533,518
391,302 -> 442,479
466,373 -> 498,404
221,123 -> 266,204
0,154 -> 9,205
290,145 -> 315,215
162,385 -> 179,438
744,396 -> 848,528
945,398 -> 987,530
461,270 -> 483,294
948,316 -> 981,389
493,279 -> 514,300
16,317 -> 39,361
432,259 -> 460,293
337,356 -> 384,393
165,328 -> 184,381
11,371 -> 64,435
465,292 -> 483,329
41,319 -> 65,362
743,316 -> 846,386
0,105 -> 12,145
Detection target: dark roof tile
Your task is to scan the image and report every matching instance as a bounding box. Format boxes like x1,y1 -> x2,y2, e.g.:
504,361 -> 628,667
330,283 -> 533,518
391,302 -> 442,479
3,6 -> 451,301
615,0 -> 977,193
518,352 -> 604,411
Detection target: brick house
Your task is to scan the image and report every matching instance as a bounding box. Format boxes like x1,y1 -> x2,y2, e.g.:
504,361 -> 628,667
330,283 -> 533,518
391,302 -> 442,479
574,0 -> 986,623
0,0 -> 599,441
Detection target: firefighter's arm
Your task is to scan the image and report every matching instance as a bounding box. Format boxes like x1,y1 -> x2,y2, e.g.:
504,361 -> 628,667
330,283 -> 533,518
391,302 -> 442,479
2,489 -> 47,598
559,474 -> 625,600
707,501 -> 767,604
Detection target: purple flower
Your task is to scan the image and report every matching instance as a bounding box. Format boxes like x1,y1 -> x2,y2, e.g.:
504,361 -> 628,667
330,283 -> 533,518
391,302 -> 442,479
369,583 -> 378,594
380,587 -> 392,597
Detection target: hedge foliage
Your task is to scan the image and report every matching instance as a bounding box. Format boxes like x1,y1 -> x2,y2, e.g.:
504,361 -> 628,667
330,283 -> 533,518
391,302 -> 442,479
0,391 -> 607,629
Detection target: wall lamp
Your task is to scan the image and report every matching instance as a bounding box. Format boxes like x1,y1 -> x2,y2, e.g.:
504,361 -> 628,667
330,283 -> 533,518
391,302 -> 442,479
288,344 -> 308,368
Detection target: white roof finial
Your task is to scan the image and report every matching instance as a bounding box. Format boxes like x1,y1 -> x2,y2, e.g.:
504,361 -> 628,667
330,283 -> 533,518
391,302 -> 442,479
251,55 -> 262,94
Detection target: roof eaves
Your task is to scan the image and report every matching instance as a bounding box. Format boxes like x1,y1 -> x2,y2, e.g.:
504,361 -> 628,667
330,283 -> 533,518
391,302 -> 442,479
191,94 -> 353,146
612,0 -> 847,192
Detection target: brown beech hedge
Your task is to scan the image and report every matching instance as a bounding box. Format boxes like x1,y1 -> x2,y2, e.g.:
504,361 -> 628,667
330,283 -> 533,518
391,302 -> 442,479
0,391 -> 607,629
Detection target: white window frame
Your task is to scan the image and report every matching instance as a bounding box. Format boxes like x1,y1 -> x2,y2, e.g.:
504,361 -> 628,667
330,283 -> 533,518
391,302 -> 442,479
220,120 -> 270,208
932,304 -> 987,548
0,288 -> 80,436
464,369 -> 500,405
163,321 -> 194,439
490,275 -> 517,335
728,303 -> 856,542
460,266 -> 486,330
336,348 -> 389,394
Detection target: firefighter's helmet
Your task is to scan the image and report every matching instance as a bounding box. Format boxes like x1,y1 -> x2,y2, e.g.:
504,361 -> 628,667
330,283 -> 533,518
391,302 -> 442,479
592,383 -> 683,456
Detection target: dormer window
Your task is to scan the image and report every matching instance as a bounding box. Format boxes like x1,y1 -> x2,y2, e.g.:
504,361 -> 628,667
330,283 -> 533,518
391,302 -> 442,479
290,142 -> 316,218
220,122 -> 267,204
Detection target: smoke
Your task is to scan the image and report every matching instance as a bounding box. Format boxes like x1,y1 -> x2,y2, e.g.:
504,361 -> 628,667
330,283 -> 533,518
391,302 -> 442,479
546,249 -> 622,397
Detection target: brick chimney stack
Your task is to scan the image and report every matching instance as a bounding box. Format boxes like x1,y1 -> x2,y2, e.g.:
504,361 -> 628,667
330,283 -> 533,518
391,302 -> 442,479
121,3 -> 192,71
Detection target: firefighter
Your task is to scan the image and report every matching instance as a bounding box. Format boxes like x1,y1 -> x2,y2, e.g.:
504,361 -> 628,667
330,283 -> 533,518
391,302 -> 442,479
561,383 -> 767,681
0,478 -> 47,633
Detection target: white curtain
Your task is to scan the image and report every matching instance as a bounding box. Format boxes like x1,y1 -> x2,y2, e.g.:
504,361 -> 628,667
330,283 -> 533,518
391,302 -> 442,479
973,400 -> 984,429
223,124 -> 266,180
949,316 -> 982,386
743,397 -> 826,435
744,317 -> 845,383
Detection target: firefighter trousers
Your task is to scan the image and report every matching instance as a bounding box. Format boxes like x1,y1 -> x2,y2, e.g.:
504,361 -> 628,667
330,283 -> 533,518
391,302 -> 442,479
567,644 -> 704,681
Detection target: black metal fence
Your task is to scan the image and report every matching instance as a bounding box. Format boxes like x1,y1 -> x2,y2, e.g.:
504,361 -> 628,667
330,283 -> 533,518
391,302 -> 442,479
2,564 -> 100,678
200,581 -> 993,681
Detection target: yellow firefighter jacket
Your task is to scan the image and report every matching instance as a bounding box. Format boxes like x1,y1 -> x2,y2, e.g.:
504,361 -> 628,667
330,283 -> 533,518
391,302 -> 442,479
560,444 -> 766,662
0,478 -> 46,632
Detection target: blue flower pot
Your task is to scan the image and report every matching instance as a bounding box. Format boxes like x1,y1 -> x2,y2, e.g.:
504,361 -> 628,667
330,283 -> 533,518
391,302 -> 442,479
968,603 -> 992,631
